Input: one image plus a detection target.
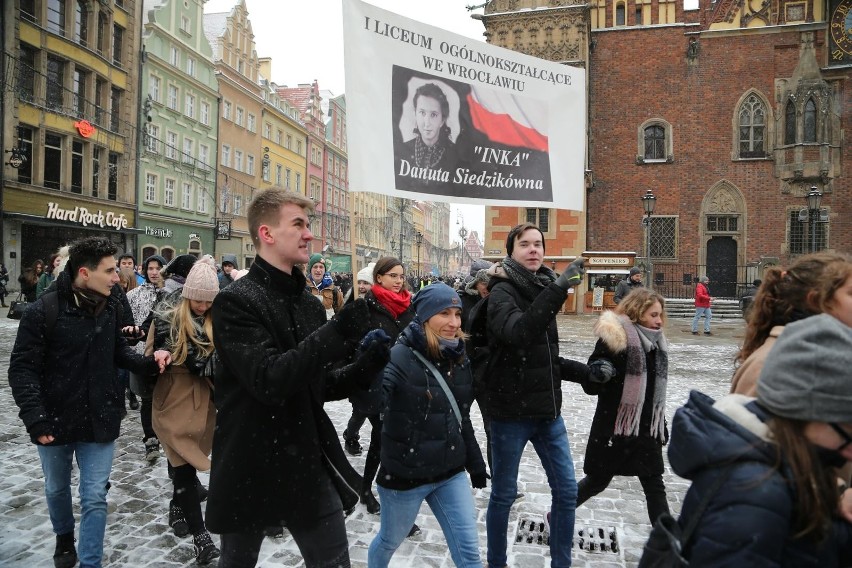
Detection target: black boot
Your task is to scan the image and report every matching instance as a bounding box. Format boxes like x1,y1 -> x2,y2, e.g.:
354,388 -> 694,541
127,389 -> 140,410
361,490 -> 380,514
168,500 -> 190,537
193,531 -> 220,565
53,532 -> 77,568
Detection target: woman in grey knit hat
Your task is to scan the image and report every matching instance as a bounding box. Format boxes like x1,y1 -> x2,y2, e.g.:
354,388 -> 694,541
650,314 -> 852,567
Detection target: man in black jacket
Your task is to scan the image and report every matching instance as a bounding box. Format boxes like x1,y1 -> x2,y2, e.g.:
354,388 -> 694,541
484,223 -> 587,568
208,190 -> 380,567
9,237 -> 169,568
613,266 -> 644,304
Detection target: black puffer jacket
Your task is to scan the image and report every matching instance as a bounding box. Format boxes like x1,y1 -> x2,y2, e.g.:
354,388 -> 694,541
9,269 -> 159,444
485,270 -> 587,419
378,323 -> 485,486
348,290 -> 415,415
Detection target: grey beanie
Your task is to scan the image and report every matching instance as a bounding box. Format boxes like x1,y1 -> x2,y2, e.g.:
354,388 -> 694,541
469,259 -> 493,277
629,267 -> 642,277
757,314 -> 852,423
699,276 -> 709,283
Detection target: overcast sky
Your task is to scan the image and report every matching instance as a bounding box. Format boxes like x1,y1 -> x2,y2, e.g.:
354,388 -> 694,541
202,0 -> 488,242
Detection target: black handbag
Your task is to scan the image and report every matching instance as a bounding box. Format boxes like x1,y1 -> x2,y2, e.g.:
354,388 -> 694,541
638,465 -> 736,567
7,293 -> 28,320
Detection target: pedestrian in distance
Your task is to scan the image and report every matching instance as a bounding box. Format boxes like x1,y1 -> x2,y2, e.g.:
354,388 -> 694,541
8,236 -> 170,568
691,275 -> 713,335
118,252 -> 145,286
217,254 -> 239,289
0,261 -> 9,307
18,258 -> 44,302
151,255 -> 221,564
368,283 -> 487,568
613,266 -> 644,305
659,314 -> 852,566
306,253 -> 345,319
36,252 -> 62,299
483,222 -> 589,568
207,189 -> 380,568
575,288 -> 671,526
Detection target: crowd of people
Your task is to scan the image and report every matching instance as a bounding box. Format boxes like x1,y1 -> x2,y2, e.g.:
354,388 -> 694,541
7,189 -> 852,568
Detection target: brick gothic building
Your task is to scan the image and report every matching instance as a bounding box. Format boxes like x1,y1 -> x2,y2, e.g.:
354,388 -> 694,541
479,0 -> 851,302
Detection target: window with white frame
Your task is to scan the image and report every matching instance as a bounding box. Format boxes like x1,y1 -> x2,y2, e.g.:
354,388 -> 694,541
149,75 -> 160,102
223,100 -> 232,120
182,182 -> 192,209
145,173 -> 157,203
185,94 -> 194,119
197,187 -> 208,213
296,172 -> 301,192
165,131 -> 178,159
147,124 -> 159,153
247,155 -> 255,175
199,144 -> 209,169
275,164 -> 282,185
234,150 -> 243,172
234,195 -> 243,216
200,101 -> 210,126
264,122 -> 271,139
169,46 -> 179,66
221,145 -> 230,167
182,138 -> 193,164
276,130 -> 283,144
180,16 -> 191,34
167,85 -> 178,110
235,107 -> 244,126
164,178 -> 175,206
186,57 -> 195,77
247,113 -> 256,132
286,168 -> 291,189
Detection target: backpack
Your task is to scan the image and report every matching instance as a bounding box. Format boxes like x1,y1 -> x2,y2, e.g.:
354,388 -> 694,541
466,295 -> 490,349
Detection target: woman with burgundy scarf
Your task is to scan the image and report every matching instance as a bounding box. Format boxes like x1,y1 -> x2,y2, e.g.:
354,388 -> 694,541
578,287 -> 671,525
347,259 -> 416,516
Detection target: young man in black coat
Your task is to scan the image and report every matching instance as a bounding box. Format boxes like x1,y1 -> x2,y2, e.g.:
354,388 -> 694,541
208,190 -> 384,567
484,223 -> 588,568
9,237 -> 170,568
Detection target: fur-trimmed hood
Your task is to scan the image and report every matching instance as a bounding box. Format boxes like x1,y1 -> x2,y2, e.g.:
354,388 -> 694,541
593,310 -> 628,353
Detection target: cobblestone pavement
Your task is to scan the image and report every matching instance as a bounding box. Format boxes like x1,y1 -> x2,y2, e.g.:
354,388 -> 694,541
0,314 -> 742,567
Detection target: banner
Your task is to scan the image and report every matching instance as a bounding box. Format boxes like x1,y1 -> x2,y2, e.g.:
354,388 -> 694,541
343,0 -> 586,210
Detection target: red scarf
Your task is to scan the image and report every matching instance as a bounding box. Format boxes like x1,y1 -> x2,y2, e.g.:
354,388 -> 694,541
371,285 -> 411,319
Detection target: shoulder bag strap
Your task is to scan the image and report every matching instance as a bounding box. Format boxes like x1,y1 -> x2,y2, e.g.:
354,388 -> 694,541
681,463 -> 737,545
410,347 -> 463,431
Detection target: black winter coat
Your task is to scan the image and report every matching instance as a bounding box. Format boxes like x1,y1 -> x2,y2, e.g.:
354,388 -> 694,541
378,324 -> 485,486
348,291 -> 414,415
669,391 -> 852,567
583,311 -> 665,477
207,257 -> 368,533
9,270 -> 158,445
485,271 -> 587,419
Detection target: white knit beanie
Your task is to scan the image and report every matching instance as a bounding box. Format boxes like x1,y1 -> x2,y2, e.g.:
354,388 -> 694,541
181,255 -> 219,302
357,262 -> 376,283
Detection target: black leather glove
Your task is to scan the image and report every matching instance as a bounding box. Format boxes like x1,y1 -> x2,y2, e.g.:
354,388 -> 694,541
588,359 -> 616,384
555,258 -> 586,290
470,471 -> 490,489
334,299 -> 370,343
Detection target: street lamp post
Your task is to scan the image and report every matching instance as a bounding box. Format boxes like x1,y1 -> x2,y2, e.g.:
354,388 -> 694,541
415,231 -> 423,279
806,186 -> 822,253
641,189 -> 657,290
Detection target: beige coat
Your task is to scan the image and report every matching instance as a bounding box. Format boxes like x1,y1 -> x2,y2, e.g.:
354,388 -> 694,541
730,325 -> 784,396
307,283 -> 344,319
152,365 -> 215,471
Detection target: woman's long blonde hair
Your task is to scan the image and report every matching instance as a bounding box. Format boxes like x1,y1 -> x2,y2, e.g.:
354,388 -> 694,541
157,298 -> 215,366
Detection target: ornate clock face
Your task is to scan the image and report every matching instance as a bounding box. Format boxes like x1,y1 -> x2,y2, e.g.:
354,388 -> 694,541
830,0 -> 852,64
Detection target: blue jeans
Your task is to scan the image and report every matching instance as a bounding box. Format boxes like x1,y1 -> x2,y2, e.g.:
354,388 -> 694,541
38,442 -> 115,568
692,307 -> 712,332
486,416 -> 577,568
369,472 -> 481,568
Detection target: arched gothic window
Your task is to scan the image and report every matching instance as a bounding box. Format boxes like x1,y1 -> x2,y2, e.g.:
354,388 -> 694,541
803,98 -> 817,143
784,100 -> 796,145
738,94 -> 765,157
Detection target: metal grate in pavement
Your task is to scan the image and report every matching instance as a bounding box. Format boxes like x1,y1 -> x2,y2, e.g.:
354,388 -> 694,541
515,518 -> 619,553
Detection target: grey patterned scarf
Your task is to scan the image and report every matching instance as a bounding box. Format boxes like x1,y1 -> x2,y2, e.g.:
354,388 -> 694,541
500,256 -> 557,302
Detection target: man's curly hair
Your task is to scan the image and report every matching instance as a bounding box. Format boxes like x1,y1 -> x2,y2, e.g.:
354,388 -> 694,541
67,237 -> 118,275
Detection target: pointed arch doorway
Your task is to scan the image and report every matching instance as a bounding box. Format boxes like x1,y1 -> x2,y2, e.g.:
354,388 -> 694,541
700,181 -> 746,298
